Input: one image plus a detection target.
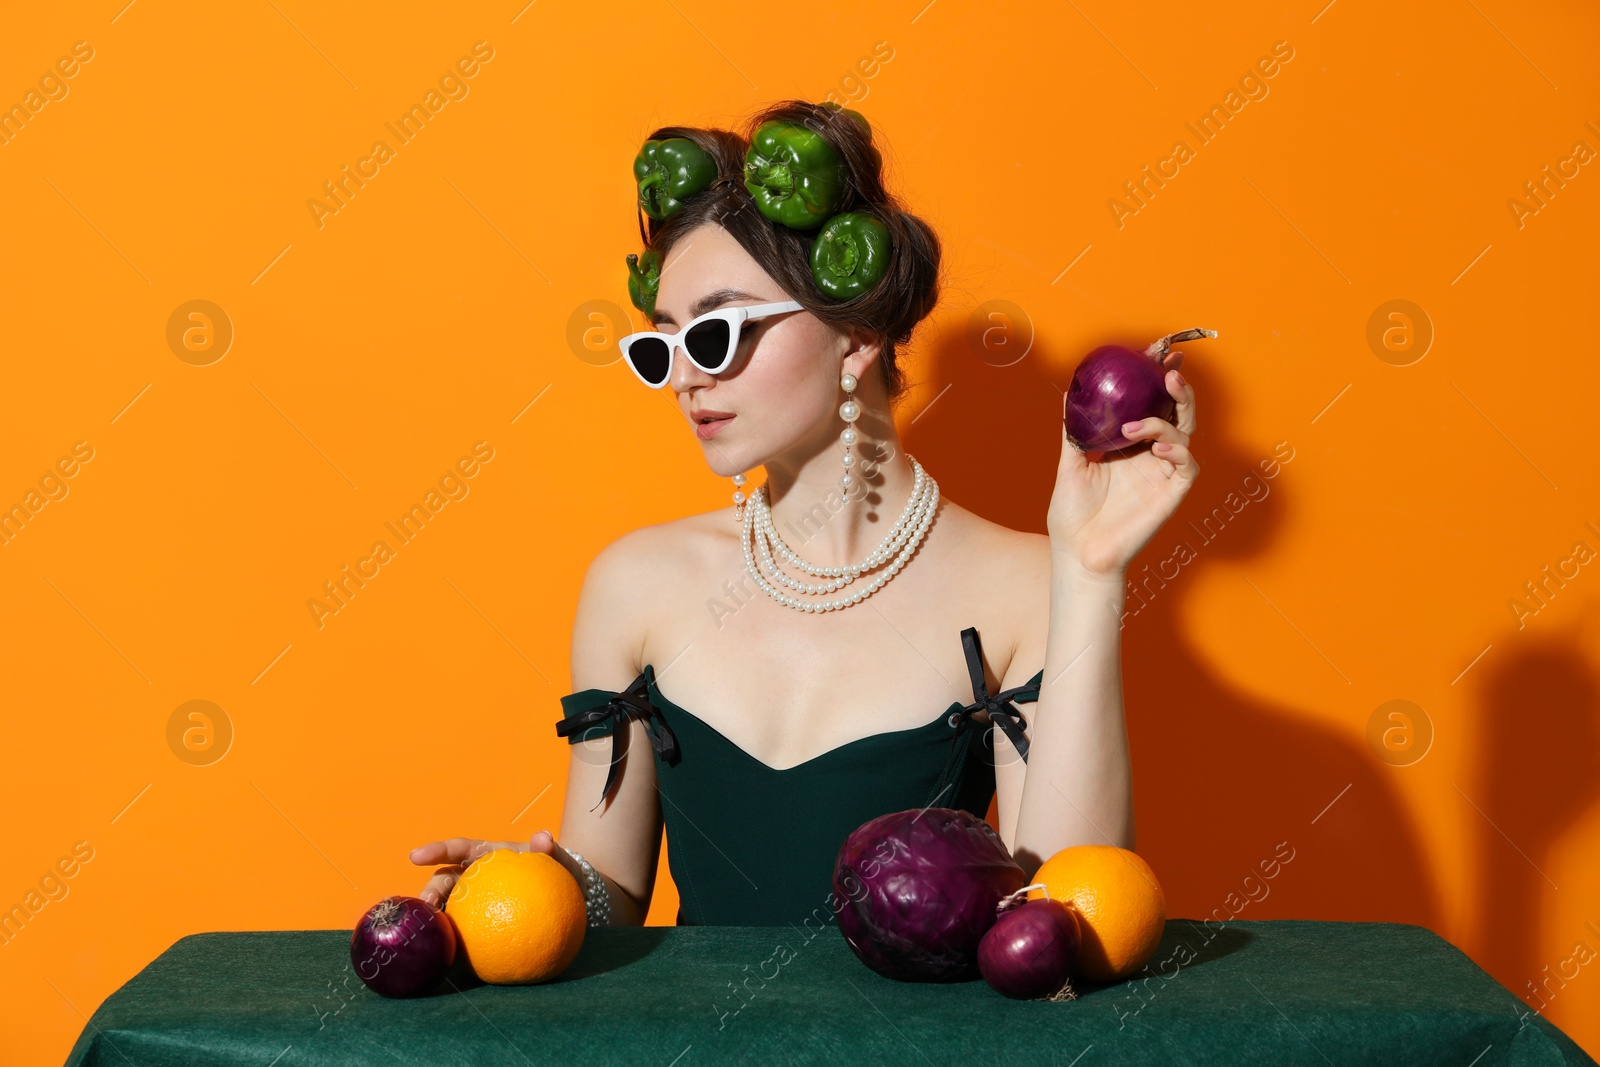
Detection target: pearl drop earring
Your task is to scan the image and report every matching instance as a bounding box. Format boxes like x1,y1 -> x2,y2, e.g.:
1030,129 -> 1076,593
732,472 -> 747,524
839,371 -> 859,503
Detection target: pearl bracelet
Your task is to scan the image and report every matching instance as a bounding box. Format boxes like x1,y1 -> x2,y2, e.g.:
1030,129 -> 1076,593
564,849 -> 611,927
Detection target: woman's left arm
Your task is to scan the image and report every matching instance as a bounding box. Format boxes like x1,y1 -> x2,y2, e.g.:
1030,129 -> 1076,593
1004,353 -> 1199,876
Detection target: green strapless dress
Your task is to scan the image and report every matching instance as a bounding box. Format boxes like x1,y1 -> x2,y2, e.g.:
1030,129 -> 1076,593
556,626 -> 1042,927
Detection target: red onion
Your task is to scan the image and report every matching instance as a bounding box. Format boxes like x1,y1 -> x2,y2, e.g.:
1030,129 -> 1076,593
978,887 -> 1081,1000
350,895 -> 457,998
1064,327 -> 1216,451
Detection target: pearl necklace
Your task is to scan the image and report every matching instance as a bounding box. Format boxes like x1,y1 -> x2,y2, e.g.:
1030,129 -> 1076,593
740,456 -> 939,612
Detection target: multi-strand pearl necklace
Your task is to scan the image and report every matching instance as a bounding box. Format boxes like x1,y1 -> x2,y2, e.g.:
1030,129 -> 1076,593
740,456 -> 939,613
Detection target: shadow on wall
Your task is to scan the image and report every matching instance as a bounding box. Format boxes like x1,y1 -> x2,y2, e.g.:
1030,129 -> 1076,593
1470,632 -> 1600,1011
909,319 -> 1441,930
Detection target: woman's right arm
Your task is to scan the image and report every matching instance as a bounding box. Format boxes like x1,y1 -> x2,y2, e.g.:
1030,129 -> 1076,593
411,530 -> 666,925
553,529 -> 666,924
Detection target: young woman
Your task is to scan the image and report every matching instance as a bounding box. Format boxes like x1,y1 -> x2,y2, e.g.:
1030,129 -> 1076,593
409,99 -> 1198,927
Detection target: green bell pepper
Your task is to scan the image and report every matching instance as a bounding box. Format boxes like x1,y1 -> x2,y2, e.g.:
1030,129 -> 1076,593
743,121 -> 846,230
625,250 -> 662,318
809,212 -> 891,299
634,138 -> 717,221
822,101 -> 872,143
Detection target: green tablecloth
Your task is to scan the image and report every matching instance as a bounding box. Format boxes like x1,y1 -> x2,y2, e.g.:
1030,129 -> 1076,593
64,920 -> 1594,1066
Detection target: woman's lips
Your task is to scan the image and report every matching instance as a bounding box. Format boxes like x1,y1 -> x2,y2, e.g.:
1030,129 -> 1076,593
695,415 -> 735,440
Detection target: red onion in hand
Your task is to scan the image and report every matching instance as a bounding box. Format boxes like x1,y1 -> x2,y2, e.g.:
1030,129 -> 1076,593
1064,327 -> 1216,451
978,884 -> 1081,1000
351,895 -> 457,998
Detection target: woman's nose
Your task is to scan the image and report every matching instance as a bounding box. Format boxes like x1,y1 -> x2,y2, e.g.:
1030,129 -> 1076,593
668,343 -> 716,391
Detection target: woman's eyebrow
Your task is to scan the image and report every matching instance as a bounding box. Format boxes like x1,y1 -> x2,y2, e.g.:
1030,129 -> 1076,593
652,288 -> 766,326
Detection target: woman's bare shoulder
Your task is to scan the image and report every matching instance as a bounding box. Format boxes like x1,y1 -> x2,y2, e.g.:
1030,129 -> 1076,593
590,509 -> 731,572
932,498 -> 1054,676
571,510 -> 731,686
934,497 -> 1052,578
578,509 -> 732,621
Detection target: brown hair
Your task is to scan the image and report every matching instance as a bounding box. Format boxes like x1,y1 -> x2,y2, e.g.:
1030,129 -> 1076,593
635,100 -> 941,407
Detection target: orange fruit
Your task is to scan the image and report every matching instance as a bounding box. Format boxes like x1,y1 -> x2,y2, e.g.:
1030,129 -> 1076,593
444,848 -> 586,984
1028,845 -> 1165,982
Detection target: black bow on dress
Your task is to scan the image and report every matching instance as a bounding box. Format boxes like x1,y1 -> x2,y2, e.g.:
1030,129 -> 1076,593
954,626 -> 1037,763
555,671 -> 681,811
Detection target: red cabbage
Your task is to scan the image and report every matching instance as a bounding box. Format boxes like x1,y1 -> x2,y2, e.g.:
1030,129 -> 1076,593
833,808 -> 1025,982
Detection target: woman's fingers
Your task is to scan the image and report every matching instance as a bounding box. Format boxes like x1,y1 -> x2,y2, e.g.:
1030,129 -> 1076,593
526,829 -> 584,881
419,865 -> 463,909
410,834 -> 559,906
409,836 -> 531,871
409,839 -> 480,907
409,837 -> 485,867
1120,415 -> 1189,450
410,831 -> 567,896
409,840 -> 446,865
410,837 -> 533,907
1151,440 -> 1200,481
1115,353 -> 1196,447
1167,364 -> 1196,437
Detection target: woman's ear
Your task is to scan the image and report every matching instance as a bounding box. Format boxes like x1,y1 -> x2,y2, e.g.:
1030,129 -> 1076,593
841,326 -> 885,383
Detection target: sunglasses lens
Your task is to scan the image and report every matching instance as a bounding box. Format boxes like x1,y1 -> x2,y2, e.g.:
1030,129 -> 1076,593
684,318 -> 732,371
625,336 -> 672,386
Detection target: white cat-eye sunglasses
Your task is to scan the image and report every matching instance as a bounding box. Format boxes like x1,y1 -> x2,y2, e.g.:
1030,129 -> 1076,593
618,300 -> 804,389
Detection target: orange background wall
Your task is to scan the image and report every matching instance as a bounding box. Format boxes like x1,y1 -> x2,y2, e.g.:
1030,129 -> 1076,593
3,1 -> 1597,1062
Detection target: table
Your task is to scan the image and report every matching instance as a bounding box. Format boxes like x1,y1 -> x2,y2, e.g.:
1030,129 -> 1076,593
64,919 -> 1595,1066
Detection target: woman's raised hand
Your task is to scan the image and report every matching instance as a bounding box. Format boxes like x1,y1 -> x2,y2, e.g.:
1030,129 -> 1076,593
409,830 -> 573,908
1048,349 -> 1199,578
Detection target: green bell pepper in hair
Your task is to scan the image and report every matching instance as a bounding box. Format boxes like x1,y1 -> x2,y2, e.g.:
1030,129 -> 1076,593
810,212 -> 891,300
821,101 -> 872,142
634,138 -> 717,221
626,250 -> 662,318
743,121 -> 846,230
